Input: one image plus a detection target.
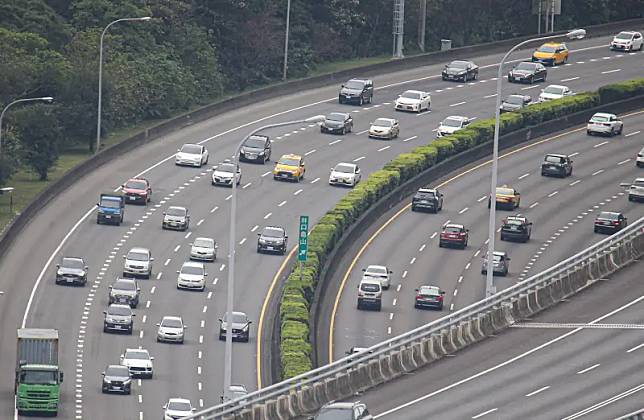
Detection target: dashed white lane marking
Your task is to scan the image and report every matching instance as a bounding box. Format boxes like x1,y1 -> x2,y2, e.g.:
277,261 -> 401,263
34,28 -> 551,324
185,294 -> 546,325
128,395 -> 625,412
483,93 -> 497,99
305,149 -> 316,156
450,303 -> 455,311
156,273 -> 162,280
570,180 -> 582,186
526,386 -> 550,397
197,218 -> 205,226
294,188 -> 303,196
521,85 -> 541,90
601,68 -> 621,74
453,289 -> 458,296
387,327 -> 392,335
396,284 -> 401,292
472,408 -> 498,418
419,244 -> 426,252
353,156 -> 366,162
164,259 -> 171,266
174,245 -> 181,252
577,363 -> 600,374
547,191 -> 558,197
593,141 -> 609,148
474,250 -> 481,257
402,271 -> 408,279
261,171 -> 271,177
264,212 -> 272,219
458,207 -> 469,214
278,200 -> 287,207
518,173 -> 530,180
251,225 -> 259,232
465,262 -> 471,270
311,177 -> 320,183
356,129 -> 369,135
430,232 -> 437,239
207,291 -> 213,300
199,399 -> 204,408
403,136 -> 418,142
329,139 -> 343,145
138,394 -> 143,403
242,182 -> 252,189
139,412 -> 143,420
150,286 -> 156,294
569,152 -> 580,157
185,232 -> 192,239
389,313 -> 394,320
592,169 -> 604,176
529,202 -> 539,209
627,343 -> 644,353
197,366 -> 202,375
378,145 -> 391,151
625,130 -> 641,137
198,382 -> 202,391
617,158 -> 631,165
219,264 -> 226,271
202,306 -> 208,313
449,101 -> 466,107
410,257 -> 416,264
199,335 -> 203,344
139,330 -> 144,339
458,275 -> 463,283
211,206 -> 219,213
392,298 -> 397,306
477,195 -> 487,202
576,61 -> 585,64
239,238 -> 247,245
560,76 -> 580,82
200,320 -> 206,328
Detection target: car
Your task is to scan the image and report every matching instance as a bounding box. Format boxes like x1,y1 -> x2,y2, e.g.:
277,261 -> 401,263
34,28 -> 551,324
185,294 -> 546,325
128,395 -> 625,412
481,251 -> 511,276
227,384 -> 248,402
162,206 -> 190,231
500,215 -> 533,242
321,112 -> 353,134
438,223 -> 469,249
329,163 -> 361,187
507,61 -> 547,84
411,187 -> 443,213
357,278 -> 382,311
500,94 -> 532,113
257,226 -> 288,254
163,398 -> 195,420
624,177 -> 644,202
541,153 -> 573,177
311,401 -> 373,420
218,311 -> 251,342
121,178 -> 151,204
362,265 -> 392,290
175,143 -> 208,167
108,277 -> 140,308
55,257 -> 88,286
414,285 -> 445,310
157,316 -> 187,344
273,154 -> 305,182
122,247 -> 153,278
394,90 -> 431,113
103,304 -> 135,334
211,160 -> 242,187
489,186 -> 521,210
610,31 -> 643,52
368,118 -> 400,140
594,211 -> 627,234
345,346 -> 373,358
436,116 -> 471,137
189,237 -> 217,261
239,134 -> 271,163
120,348 -> 154,379
586,112 -> 623,136
532,42 -> 568,65
441,60 -> 479,81
176,261 -> 207,291
538,84 -> 572,102
101,364 -> 132,394
338,78 -> 373,105
637,146 -> 644,168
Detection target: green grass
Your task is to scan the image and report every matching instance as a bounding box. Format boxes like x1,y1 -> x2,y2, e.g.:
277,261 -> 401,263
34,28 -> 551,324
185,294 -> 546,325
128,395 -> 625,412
309,55 -> 392,77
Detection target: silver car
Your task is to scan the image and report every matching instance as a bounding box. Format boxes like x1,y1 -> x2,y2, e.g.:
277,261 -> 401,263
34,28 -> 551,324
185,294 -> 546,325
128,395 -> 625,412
190,237 -> 217,262
157,316 -> 187,344
162,206 -> 190,231
481,251 -> 511,276
108,277 -> 140,308
177,261 -> 207,291
123,247 -> 153,279
362,265 -> 392,289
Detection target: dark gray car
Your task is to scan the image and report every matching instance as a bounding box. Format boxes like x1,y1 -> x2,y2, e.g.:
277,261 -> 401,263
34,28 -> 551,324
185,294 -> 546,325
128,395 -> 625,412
541,153 -> 573,177
500,94 -> 532,113
339,78 -> 373,105
310,401 -> 373,420
411,188 -> 443,213
239,135 -> 271,163
108,278 -> 140,308
55,257 -> 88,286
257,226 -> 288,255
219,311 -> 251,342
102,364 -> 132,394
321,112 -> 353,135
103,304 -> 135,334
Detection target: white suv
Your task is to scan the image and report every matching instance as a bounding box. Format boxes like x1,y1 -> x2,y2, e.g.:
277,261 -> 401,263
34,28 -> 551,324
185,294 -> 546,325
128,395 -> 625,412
362,265 -> 392,289
357,278 -> 382,311
122,247 -> 153,279
637,146 -> 644,168
610,31 -> 643,52
586,112 -> 623,136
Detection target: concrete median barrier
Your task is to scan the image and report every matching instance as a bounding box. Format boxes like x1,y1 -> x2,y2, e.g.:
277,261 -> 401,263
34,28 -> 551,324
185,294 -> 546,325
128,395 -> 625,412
295,385 -> 318,414
334,371 -> 354,400
365,358 -> 384,388
401,346 -> 418,372
276,394 -> 294,420
312,382 -> 328,410
378,355 -> 396,382
389,350 -> 407,378
535,285 -> 555,311
411,342 -> 426,366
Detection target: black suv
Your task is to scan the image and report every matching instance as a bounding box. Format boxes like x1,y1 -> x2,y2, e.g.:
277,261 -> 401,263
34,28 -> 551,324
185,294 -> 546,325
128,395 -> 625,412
257,226 -> 288,254
339,78 -> 373,105
55,257 -> 88,286
411,188 -> 443,213
108,278 -> 140,308
103,304 -> 135,334
500,215 -> 533,242
239,134 -> 271,163
541,153 -> 573,177
102,364 -> 132,394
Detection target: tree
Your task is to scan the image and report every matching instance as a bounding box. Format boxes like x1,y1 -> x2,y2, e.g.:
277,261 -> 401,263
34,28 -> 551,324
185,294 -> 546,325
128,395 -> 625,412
13,105 -> 62,180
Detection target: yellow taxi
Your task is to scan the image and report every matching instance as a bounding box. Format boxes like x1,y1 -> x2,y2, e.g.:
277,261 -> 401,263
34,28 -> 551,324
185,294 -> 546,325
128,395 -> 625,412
273,153 -> 305,182
532,42 -> 568,66
489,186 -> 521,210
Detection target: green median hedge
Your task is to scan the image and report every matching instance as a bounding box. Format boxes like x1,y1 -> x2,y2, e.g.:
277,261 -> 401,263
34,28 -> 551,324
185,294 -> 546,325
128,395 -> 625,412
277,78 -> 644,380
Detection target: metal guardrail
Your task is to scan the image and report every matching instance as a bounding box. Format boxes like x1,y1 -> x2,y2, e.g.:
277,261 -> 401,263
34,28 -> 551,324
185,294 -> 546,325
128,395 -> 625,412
187,215 -> 644,419
615,408 -> 644,420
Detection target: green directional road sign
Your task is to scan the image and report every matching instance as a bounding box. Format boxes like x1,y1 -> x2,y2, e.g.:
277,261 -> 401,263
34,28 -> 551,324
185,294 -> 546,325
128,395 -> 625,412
298,215 -> 309,262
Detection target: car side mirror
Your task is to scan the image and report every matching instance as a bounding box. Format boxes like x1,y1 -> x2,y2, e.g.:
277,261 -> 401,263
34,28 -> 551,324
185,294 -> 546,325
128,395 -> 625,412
184,325 -> 188,329
205,273 -> 209,276
356,169 -> 361,174
56,264 -> 60,268
84,266 -> 89,270
389,270 -> 393,274
150,257 -> 154,261
440,291 -> 446,295
362,269 -> 366,272
132,314 -> 136,317
156,323 -> 160,326
137,288 -> 140,291
218,318 -> 223,323
415,288 -> 419,292
103,311 -> 107,314
340,84 -> 345,88
108,286 -> 113,289
162,212 -> 166,215
59,372 -> 64,382
120,354 -> 124,359
177,149 -> 180,152
285,235 -> 288,239
101,372 -> 105,376
96,203 -> 99,206
150,357 -> 155,360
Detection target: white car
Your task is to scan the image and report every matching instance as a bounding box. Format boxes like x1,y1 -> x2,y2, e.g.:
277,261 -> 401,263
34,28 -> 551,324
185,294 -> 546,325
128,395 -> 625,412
122,247 -> 153,279
395,90 -> 431,113
368,118 -> 400,140
610,31 -> 643,52
227,384 -> 248,403
362,264 -> 392,290
163,398 -> 195,420
177,261 -> 207,291
190,237 -> 217,261
624,177 -> 644,202
329,163 -> 361,187
211,161 -> 242,187
637,146 -> 644,168
120,348 -> 154,379
538,84 -> 572,102
586,112 -> 623,136
175,143 -> 209,167
436,116 -> 471,137
157,316 -> 186,344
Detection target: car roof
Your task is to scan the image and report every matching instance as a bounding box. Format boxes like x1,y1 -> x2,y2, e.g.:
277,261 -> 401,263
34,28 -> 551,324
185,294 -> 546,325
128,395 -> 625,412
417,188 -> 436,193
365,265 -> 387,270
419,285 -> 440,292
229,384 -> 247,391
279,153 -> 302,160
448,60 -> 472,65
168,397 -> 191,404
360,278 -> 382,286
373,117 -> 397,123
496,186 -> 516,193
323,401 -> 358,409
126,177 -> 147,182
635,177 -> 644,182
161,315 -> 183,322
182,261 -> 204,268
125,348 -> 149,353
335,162 -> 357,168
598,211 -> 621,217
167,206 -> 187,211
507,94 -> 530,99
108,303 -> 132,310
403,89 -> 427,94
592,112 -> 616,118
128,247 -> 150,254
181,143 -> 200,148
62,256 -> 84,262
444,223 -> 465,229
114,277 -> 136,284
263,226 -> 285,232
541,42 -> 565,47
545,153 -> 568,158
617,31 -> 637,36
328,112 -> 349,117
506,215 -> 527,221
545,84 -> 567,89
443,115 -> 468,121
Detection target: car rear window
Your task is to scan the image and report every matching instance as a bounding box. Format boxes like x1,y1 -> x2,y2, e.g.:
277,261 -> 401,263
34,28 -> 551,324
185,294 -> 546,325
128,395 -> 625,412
545,155 -> 564,163
360,283 -> 380,292
444,226 -> 462,233
598,212 -> 619,220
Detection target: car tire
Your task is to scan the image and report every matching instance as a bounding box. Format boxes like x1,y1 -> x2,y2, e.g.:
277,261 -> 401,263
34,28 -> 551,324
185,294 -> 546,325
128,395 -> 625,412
357,301 -> 362,310
359,97 -> 364,106
529,76 -> 534,84
618,125 -> 623,135
411,205 -> 417,212
438,241 -> 444,248
103,326 -> 108,333
375,302 -> 382,311
587,130 -> 593,136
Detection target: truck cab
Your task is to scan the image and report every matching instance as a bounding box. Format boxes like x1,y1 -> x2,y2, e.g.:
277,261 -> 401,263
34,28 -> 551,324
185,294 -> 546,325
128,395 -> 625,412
97,193 -> 125,225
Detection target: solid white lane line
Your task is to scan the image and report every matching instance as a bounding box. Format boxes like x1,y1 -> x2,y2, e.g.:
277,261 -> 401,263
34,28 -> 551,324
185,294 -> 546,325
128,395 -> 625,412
472,408 -> 498,419
601,68 -> 621,74
562,383 -> 644,420
625,130 -> 641,137
518,173 -> 530,180
627,343 -> 644,353
526,386 -> 550,397
576,363 -> 600,374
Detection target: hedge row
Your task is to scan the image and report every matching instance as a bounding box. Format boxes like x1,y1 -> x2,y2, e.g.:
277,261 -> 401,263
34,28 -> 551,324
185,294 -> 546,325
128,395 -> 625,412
277,78 -> 644,380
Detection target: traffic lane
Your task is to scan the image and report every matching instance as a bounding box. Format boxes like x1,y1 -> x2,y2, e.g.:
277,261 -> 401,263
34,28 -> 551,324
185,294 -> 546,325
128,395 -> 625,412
355,261 -> 644,419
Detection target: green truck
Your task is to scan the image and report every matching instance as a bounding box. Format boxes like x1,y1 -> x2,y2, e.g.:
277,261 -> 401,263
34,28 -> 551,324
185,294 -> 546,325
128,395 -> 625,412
15,329 -> 63,416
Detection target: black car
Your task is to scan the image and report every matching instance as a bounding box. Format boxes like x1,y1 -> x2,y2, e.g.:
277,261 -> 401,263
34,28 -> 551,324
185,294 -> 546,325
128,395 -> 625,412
103,304 -> 135,334
414,286 -> 445,310
311,401 -> 373,420
257,226 -> 288,254
218,311 -> 251,342
102,365 -> 132,394
55,257 -> 88,286
442,60 -> 479,82
339,78 -> 373,105
594,211 -> 627,234
508,61 -> 547,84
541,153 -> 573,177
500,94 -> 532,113
321,112 -> 353,135
108,278 -> 140,308
239,134 -> 271,163
411,188 -> 443,213
500,215 -> 532,242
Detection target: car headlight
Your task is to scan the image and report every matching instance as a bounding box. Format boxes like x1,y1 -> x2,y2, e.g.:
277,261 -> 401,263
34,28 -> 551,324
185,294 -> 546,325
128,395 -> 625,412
258,151 -> 264,155
240,149 -> 245,154
103,379 -> 111,384
458,71 -> 466,75
259,238 -> 267,244
122,378 -> 131,384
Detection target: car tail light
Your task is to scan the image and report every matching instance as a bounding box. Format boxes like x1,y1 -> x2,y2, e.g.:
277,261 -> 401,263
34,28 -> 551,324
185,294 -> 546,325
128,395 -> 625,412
613,221 -> 620,225
437,295 -> 443,301
416,294 -> 423,299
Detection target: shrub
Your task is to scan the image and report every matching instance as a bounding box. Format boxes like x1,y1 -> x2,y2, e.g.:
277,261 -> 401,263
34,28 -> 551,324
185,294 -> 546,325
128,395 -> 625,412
599,79 -> 644,104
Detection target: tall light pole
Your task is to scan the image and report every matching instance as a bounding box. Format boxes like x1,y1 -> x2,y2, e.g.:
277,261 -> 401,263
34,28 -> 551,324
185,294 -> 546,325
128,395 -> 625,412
485,28 -> 586,298
0,96 -> 54,159
223,114 -> 325,400
282,0 -> 291,80
96,16 -> 151,153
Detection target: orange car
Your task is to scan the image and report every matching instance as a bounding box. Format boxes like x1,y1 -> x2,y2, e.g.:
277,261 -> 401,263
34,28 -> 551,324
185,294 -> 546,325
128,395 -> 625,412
489,186 -> 521,210
532,42 -> 568,66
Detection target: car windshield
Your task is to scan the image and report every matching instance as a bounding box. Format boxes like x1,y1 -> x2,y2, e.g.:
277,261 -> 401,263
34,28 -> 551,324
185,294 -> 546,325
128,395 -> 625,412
598,212 -> 619,220
244,136 -> 267,148
505,219 -> 524,226
161,318 -> 182,328
166,207 -> 186,217
545,155 -> 564,163
114,280 -> 136,291
360,283 -> 380,292
181,265 -> 204,276
544,86 -> 565,95
419,286 -> 439,295
344,80 -> 364,90
127,251 -> 148,261
193,238 -> 214,248
106,366 -> 129,377
496,187 -> 515,195
218,163 -> 237,173
327,113 -> 346,122
373,118 -> 393,127
633,180 -> 644,187
125,180 -> 146,190
100,198 -> 121,208
616,32 -> 633,40
278,157 -> 300,166
168,401 -> 192,411
20,370 -> 57,385
62,258 -> 83,269
223,313 -> 248,323
515,62 -> 537,71
108,306 -> 131,316
493,255 -> 503,262
365,266 -> 387,275
401,91 -> 421,99
591,115 -> 610,122
444,226 -> 462,233
505,96 -> 525,105
334,164 -> 355,173
262,228 -> 284,238
124,351 -> 149,360
448,61 -> 468,69
537,45 -> 556,53
180,144 -> 201,154
442,117 -> 463,128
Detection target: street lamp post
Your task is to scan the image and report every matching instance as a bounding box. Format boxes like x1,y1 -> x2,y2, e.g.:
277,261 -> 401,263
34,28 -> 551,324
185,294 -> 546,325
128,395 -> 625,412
223,114 -> 325,400
485,28 -> 586,298
95,16 -> 151,153
0,97 -> 54,159
282,0 -> 291,80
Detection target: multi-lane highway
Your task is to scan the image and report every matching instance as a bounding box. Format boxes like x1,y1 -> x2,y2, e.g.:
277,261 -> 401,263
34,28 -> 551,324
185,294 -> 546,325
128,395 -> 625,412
0,31 -> 642,420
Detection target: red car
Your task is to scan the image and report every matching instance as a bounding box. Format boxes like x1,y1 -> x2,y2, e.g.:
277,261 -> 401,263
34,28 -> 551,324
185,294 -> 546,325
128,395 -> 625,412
438,223 -> 469,249
122,178 -> 151,205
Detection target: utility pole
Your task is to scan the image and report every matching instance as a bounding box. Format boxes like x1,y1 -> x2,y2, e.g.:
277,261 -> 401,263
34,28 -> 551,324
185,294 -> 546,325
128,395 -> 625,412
392,0 -> 405,58
418,0 -> 426,52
